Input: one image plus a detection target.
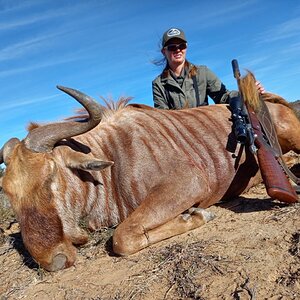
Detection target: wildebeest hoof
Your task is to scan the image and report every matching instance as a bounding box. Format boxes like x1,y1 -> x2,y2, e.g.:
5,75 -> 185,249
181,213 -> 191,221
188,207 -> 215,222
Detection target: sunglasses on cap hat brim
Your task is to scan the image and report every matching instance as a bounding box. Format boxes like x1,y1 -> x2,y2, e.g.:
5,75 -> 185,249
164,43 -> 187,52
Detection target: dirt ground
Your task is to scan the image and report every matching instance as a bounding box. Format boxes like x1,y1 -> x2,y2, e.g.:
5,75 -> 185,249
0,155 -> 299,300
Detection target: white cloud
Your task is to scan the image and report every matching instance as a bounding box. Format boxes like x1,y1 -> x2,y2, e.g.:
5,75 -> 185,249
0,1 -> 103,31
1,93 -> 60,111
0,8 -> 67,31
0,32 -> 69,61
257,17 -> 300,43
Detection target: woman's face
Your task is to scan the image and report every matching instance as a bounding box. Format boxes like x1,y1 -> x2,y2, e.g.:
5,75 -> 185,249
162,38 -> 187,67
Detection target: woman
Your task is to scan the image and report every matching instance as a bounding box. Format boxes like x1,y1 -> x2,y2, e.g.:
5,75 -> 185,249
152,27 -> 264,109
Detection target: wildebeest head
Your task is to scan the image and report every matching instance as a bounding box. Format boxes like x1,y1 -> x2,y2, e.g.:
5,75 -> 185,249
0,86 -> 113,271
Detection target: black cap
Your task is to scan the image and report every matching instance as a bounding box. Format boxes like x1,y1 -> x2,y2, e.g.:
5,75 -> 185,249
162,28 -> 187,47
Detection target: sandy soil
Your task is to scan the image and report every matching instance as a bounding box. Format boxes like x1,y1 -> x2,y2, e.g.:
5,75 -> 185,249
0,159 -> 299,300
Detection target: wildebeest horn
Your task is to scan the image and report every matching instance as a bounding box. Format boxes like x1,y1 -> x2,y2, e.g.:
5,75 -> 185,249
0,138 -> 20,165
24,86 -> 103,153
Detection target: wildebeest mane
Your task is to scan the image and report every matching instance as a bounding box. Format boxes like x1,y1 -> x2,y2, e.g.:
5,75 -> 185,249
26,96 -> 134,132
27,122 -> 41,132
65,96 -> 133,121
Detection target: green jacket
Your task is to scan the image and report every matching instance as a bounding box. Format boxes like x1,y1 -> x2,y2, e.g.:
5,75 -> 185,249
152,64 -> 231,109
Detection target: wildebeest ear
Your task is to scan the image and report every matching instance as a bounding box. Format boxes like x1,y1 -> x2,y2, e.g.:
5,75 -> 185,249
0,138 -> 20,166
62,148 -> 114,171
75,160 -> 114,171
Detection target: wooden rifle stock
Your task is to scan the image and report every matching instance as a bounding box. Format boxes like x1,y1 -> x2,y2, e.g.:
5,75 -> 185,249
247,105 -> 298,203
232,59 -> 298,203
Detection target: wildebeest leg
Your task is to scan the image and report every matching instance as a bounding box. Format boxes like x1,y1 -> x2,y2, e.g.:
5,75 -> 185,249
143,207 -> 215,245
113,175 -> 213,256
113,209 -> 214,256
113,206 -> 214,256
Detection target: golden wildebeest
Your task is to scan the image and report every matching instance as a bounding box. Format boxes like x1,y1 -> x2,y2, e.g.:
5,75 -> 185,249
1,72 -> 299,271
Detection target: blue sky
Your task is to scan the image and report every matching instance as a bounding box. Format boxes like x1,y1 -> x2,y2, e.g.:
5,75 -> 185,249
1,0 -> 300,147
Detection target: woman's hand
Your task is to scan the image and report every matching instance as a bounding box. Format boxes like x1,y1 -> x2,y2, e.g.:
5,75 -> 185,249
256,81 -> 266,94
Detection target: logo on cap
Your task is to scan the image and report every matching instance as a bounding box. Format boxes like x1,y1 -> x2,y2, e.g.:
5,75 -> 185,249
167,28 -> 181,37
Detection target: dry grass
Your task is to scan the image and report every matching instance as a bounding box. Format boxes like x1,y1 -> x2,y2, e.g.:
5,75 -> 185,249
148,241 -> 229,300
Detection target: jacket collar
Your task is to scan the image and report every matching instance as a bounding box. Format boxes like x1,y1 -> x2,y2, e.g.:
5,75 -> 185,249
161,62 -> 193,82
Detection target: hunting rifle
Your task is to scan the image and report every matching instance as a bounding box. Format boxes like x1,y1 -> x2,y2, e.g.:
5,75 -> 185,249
231,59 -> 298,203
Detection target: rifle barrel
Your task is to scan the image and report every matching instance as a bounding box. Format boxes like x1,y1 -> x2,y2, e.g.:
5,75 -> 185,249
231,59 -> 241,79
